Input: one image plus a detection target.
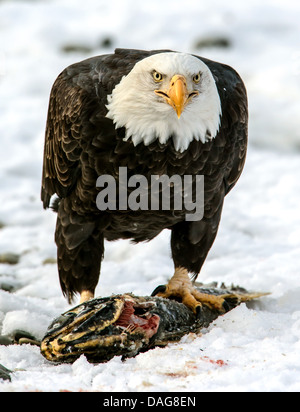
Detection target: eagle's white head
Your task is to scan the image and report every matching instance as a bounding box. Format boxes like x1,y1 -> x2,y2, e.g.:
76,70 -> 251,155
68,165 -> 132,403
106,52 -> 222,152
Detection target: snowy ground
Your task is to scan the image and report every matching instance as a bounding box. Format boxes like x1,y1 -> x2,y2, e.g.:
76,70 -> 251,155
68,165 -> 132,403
0,0 -> 300,392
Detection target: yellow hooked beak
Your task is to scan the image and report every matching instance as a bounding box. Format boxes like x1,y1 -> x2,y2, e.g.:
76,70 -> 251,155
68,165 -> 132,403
155,75 -> 199,119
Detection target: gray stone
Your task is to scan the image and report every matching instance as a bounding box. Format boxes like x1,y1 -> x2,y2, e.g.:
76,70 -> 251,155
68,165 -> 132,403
0,253 -> 20,265
0,364 -> 12,381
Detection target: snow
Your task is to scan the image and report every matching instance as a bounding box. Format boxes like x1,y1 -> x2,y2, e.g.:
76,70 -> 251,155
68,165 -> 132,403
0,0 -> 300,392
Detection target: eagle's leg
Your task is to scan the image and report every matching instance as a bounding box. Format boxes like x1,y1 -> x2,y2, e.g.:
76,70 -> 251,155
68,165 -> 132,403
79,290 -> 95,304
55,199 -> 104,304
152,202 -> 226,314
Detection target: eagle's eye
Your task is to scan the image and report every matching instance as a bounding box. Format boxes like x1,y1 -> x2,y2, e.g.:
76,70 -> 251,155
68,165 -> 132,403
152,71 -> 163,82
193,73 -> 201,84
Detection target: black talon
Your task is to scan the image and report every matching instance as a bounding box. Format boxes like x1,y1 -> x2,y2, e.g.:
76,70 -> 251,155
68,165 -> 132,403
151,285 -> 167,296
195,305 -> 202,319
223,296 -> 239,311
222,300 -> 230,313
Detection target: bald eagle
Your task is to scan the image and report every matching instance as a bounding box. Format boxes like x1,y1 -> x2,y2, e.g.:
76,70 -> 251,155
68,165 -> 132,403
41,48 -> 248,314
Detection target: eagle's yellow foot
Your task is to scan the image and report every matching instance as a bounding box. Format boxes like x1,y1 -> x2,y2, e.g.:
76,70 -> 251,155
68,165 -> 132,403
151,268 -> 229,316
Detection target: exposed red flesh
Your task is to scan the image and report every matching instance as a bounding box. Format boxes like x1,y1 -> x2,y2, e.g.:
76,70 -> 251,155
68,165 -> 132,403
116,300 -> 160,339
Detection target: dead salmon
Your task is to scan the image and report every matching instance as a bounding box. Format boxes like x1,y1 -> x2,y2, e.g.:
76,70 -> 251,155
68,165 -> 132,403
40,284 -> 267,364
